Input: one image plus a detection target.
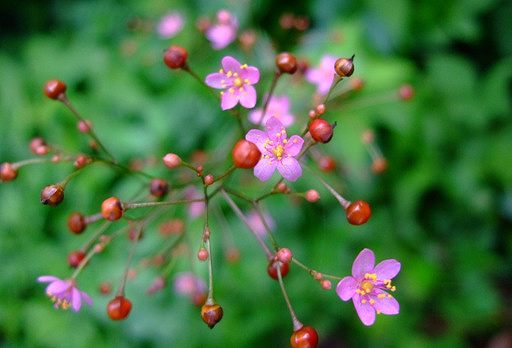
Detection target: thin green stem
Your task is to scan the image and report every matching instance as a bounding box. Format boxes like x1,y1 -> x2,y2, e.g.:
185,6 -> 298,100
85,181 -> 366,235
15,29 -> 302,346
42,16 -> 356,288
291,258 -> 342,281
256,71 -> 282,125
123,198 -> 204,210
277,264 -> 303,331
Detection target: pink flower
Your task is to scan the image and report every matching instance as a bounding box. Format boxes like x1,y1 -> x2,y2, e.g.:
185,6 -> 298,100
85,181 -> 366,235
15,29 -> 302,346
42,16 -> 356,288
305,55 -> 337,95
156,12 -> 184,39
37,275 -> 93,312
205,56 -> 260,110
205,10 -> 238,49
246,209 -> 275,237
248,95 -> 295,127
184,186 -> 205,218
336,249 -> 400,326
173,272 -> 206,297
245,117 -> 304,182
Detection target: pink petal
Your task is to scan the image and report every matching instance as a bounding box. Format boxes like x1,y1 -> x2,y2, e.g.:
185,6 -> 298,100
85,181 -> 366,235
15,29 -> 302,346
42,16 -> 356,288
352,249 -> 375,279
245,129 -> 268,151
305,69 -> 321,84
353,295 -> 376,326
239,66 -> 260,84
253,158 -> 276,181
284,135 -> 303,156
71,287 -> 82,312
221,91 -> 239,110
205,72 -> 227,89
221,56 -> 241,72
373,291 -> 400,315
206,26 -> 236,49
37,275 -> 60,283
81,291 -> 93,306
279,113 -> 295,127
336,276 -> 358,301
239,85 -> 257,109
374,259 -> 401,280
46,279 -> 69,295
277,157 -> 302,182
265,117 -> 286,141
248,109 -> 263,124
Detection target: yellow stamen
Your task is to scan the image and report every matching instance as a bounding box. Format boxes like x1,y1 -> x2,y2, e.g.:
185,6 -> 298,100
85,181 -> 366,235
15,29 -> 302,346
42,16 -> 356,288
272,145 -> 284,160
360,280 -> 374,294
240,64 -> 248,69
226,71 -> 233,78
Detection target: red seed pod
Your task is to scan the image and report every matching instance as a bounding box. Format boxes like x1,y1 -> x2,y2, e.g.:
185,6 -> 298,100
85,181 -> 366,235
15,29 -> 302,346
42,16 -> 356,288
371,157 -> 388,174
267,259 -> 290,280
309,119 -> 333,143
68,212 -> 86,234
334,55 -> 355,78
346,200 -> 371,225
315,104 -> 326,115
305,189 -> 320,202
197,248 -> 209,261
398,84 -> 415,101
40,184 -> 64,206
74,154 -> 91,169
30,137 -> 49,155
44,79 -> 67,100
318,156 -> 336,172
163,45 -> 188,69
150,178 -> 169,197
290,326 -> 319,348
232,139 -> 261,169
276,182 -> 289,193
204,174 -> 214,186
275,52 -> 298,74
201,303 -> 224,329
99,282 -> 112,295
101,197 -> 124,221
163,153 -> 182,169
0,162 -> 18,182
67,250 -> 86,268
77,120 -> 92,133
276,248 -> 293,263
107,296 -> 132,320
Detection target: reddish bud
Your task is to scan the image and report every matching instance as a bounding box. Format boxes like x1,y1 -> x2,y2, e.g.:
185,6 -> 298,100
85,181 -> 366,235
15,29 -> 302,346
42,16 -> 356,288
290,326 -> 319,348
305,190 -> 320,202
267,259 -> 290,280
398,84 -> 414,101
0,162 -> 18,182
67,250 -> 86,268
232,140 -> 261,169
372,157 -> 388,174
201,303 -> 224,329
40,184 -> 64,206
107,296 -> 132,320
276,248 -> 293,263
204,174 -> 214,186
309,119 -> 333,143
44,79 -> 67,100
30,137 -> 49,155
275,52 -> 298,74
74,154 -> 91,169
361,129 -> 375,144
315,104 -> 326,115
276,182 -> 289,193
150,178 -> 169,197
197,248 -> 209,261
77,120 -> 92,133
346,200 -> 371,225
163,153 -> 182,169
68,212 -> 86,234
163,45 -> 188,69
99,282 -> 112,295
351,77 -> 364,91
321,280 -> 332,290
318,156 -> 336,172
101,197 -> 124,221
334,55 -> 355,78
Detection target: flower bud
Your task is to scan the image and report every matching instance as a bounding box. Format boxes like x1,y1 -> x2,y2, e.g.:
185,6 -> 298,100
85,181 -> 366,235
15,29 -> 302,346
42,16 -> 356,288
201,303 -> 224,329
44,79 -> 67,100
371,157 -> 387,174
305,190 -> 320,202
204,174 -> 214,186
398,84 -> 414,101
275,52 -> 298,74
232,140 -> 261,169
163,45 -> 188,69
334,55 -> 355,78
318,156 -> 336,172
30,137 -> 49,155
40,184 -> 64,206
346,200 -> 371,225
107,296 -> 132,320
276,248 -> 293,263
0,162 -> 18,182
197,248 -> 209,261
67,250 -> 86,268
163,153 -> 182,169
101,197 -> 124,221
68,212 -> 86,234
309,119 -> 333,143
150,178 -> 169,197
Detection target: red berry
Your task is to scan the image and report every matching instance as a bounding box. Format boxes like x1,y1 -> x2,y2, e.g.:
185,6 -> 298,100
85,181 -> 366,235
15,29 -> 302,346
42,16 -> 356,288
346,200 -> 371,225
101,197 -> 124,221
163,45 -> 188,69
398,84 -> 414,101
232,140 -> 261,169
275,52 -> 298,74
334,55 -> 355,78
371,158 -> 388,174
197,248 -> 209,261
107,296 -> 132,320
309,119 -> 333,143
318,156 -> 336,172
67,250 -> 86,268
0,162 -> 18,182
305,190 -> 320,202
162,153 -> 182,169
290,326 -> 319,348
40,184 -> 64,206
44,79 -> 67,100
68,212 -> 86,234
204,174 -> 214,186
267,259 -> 289,280
201,303 -> 223,329
150,178 -> 169,197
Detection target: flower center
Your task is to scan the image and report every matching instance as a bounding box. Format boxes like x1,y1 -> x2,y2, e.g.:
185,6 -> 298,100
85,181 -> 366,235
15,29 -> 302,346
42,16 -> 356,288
360,280 -> 374,294
272,144 -> 284,160
233,77 -> 243,87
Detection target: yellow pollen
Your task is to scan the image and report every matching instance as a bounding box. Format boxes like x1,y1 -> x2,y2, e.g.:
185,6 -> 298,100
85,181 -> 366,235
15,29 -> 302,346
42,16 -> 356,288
228,87 -> 235,94
364,273 -> 377,281
226,71 -> 233,78
361,299 -> 367,304
233,78 -> 243,87
360,280 -> 374,294
283,139 -> 288,144
240,64 -> 248,69
239,87 -> 244,93
377,294 -> 386,299
219,68 -> 224,73
275,132 -> 281,137
233,72 -> 239,77
376,310 -> 381,315
244,79 -> 250,84
273,145 -> 284,159
220,91 -> 224,96
369,299 -> 376,305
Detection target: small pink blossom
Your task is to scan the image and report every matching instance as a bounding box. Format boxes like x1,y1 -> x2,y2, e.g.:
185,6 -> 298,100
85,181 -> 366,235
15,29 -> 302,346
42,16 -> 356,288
205,10 -> 238,50
37,275 -> 92,312
336,249 -> 400,326
173,272 -> 206,297
248,95 -> 295,127
156,12 -> 184,39
246,209 -> 275,237
245,117 -> 304,182
184,186 -> 205,218
205,56 -> 260,110
305,55 -> 337,95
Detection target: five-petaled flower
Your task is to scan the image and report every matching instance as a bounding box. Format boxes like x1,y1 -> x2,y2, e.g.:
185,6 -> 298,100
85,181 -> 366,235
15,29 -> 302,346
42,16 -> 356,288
205,10 -> 238,50
248,95 -> 295,127
37,275 -> 93,312
205,56 -> 260,110
305,55 -> 338,95
245,117 -> 304,182
336,248 -> 400,326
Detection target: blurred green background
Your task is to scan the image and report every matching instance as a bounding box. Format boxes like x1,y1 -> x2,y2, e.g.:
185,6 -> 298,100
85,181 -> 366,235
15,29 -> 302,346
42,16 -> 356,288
1,0 -> 511,347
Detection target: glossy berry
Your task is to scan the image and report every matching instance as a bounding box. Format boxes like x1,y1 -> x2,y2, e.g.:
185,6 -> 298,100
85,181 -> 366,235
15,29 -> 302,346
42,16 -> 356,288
334,55 -> 355,78
309,119 -> 333,143
150,178 -> 169,197
101,197 -> 124,221
276,248 -> 293,263
163,153 -> 182,169
67,250 -> 86,268
201,303 -> 224,329
346,200 -> 371,225
40,184 -> 64,206
163,45 -> 188,69
0,162 -> 18,182
44,79 -> 67,100
267,259 -> 289,280
107,296 -> 132,320
198,248 -> 209,261
68,212 -> 86,234
275,52 -> 298,74
290,326 -> 319,348
232,140 -> 261,169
